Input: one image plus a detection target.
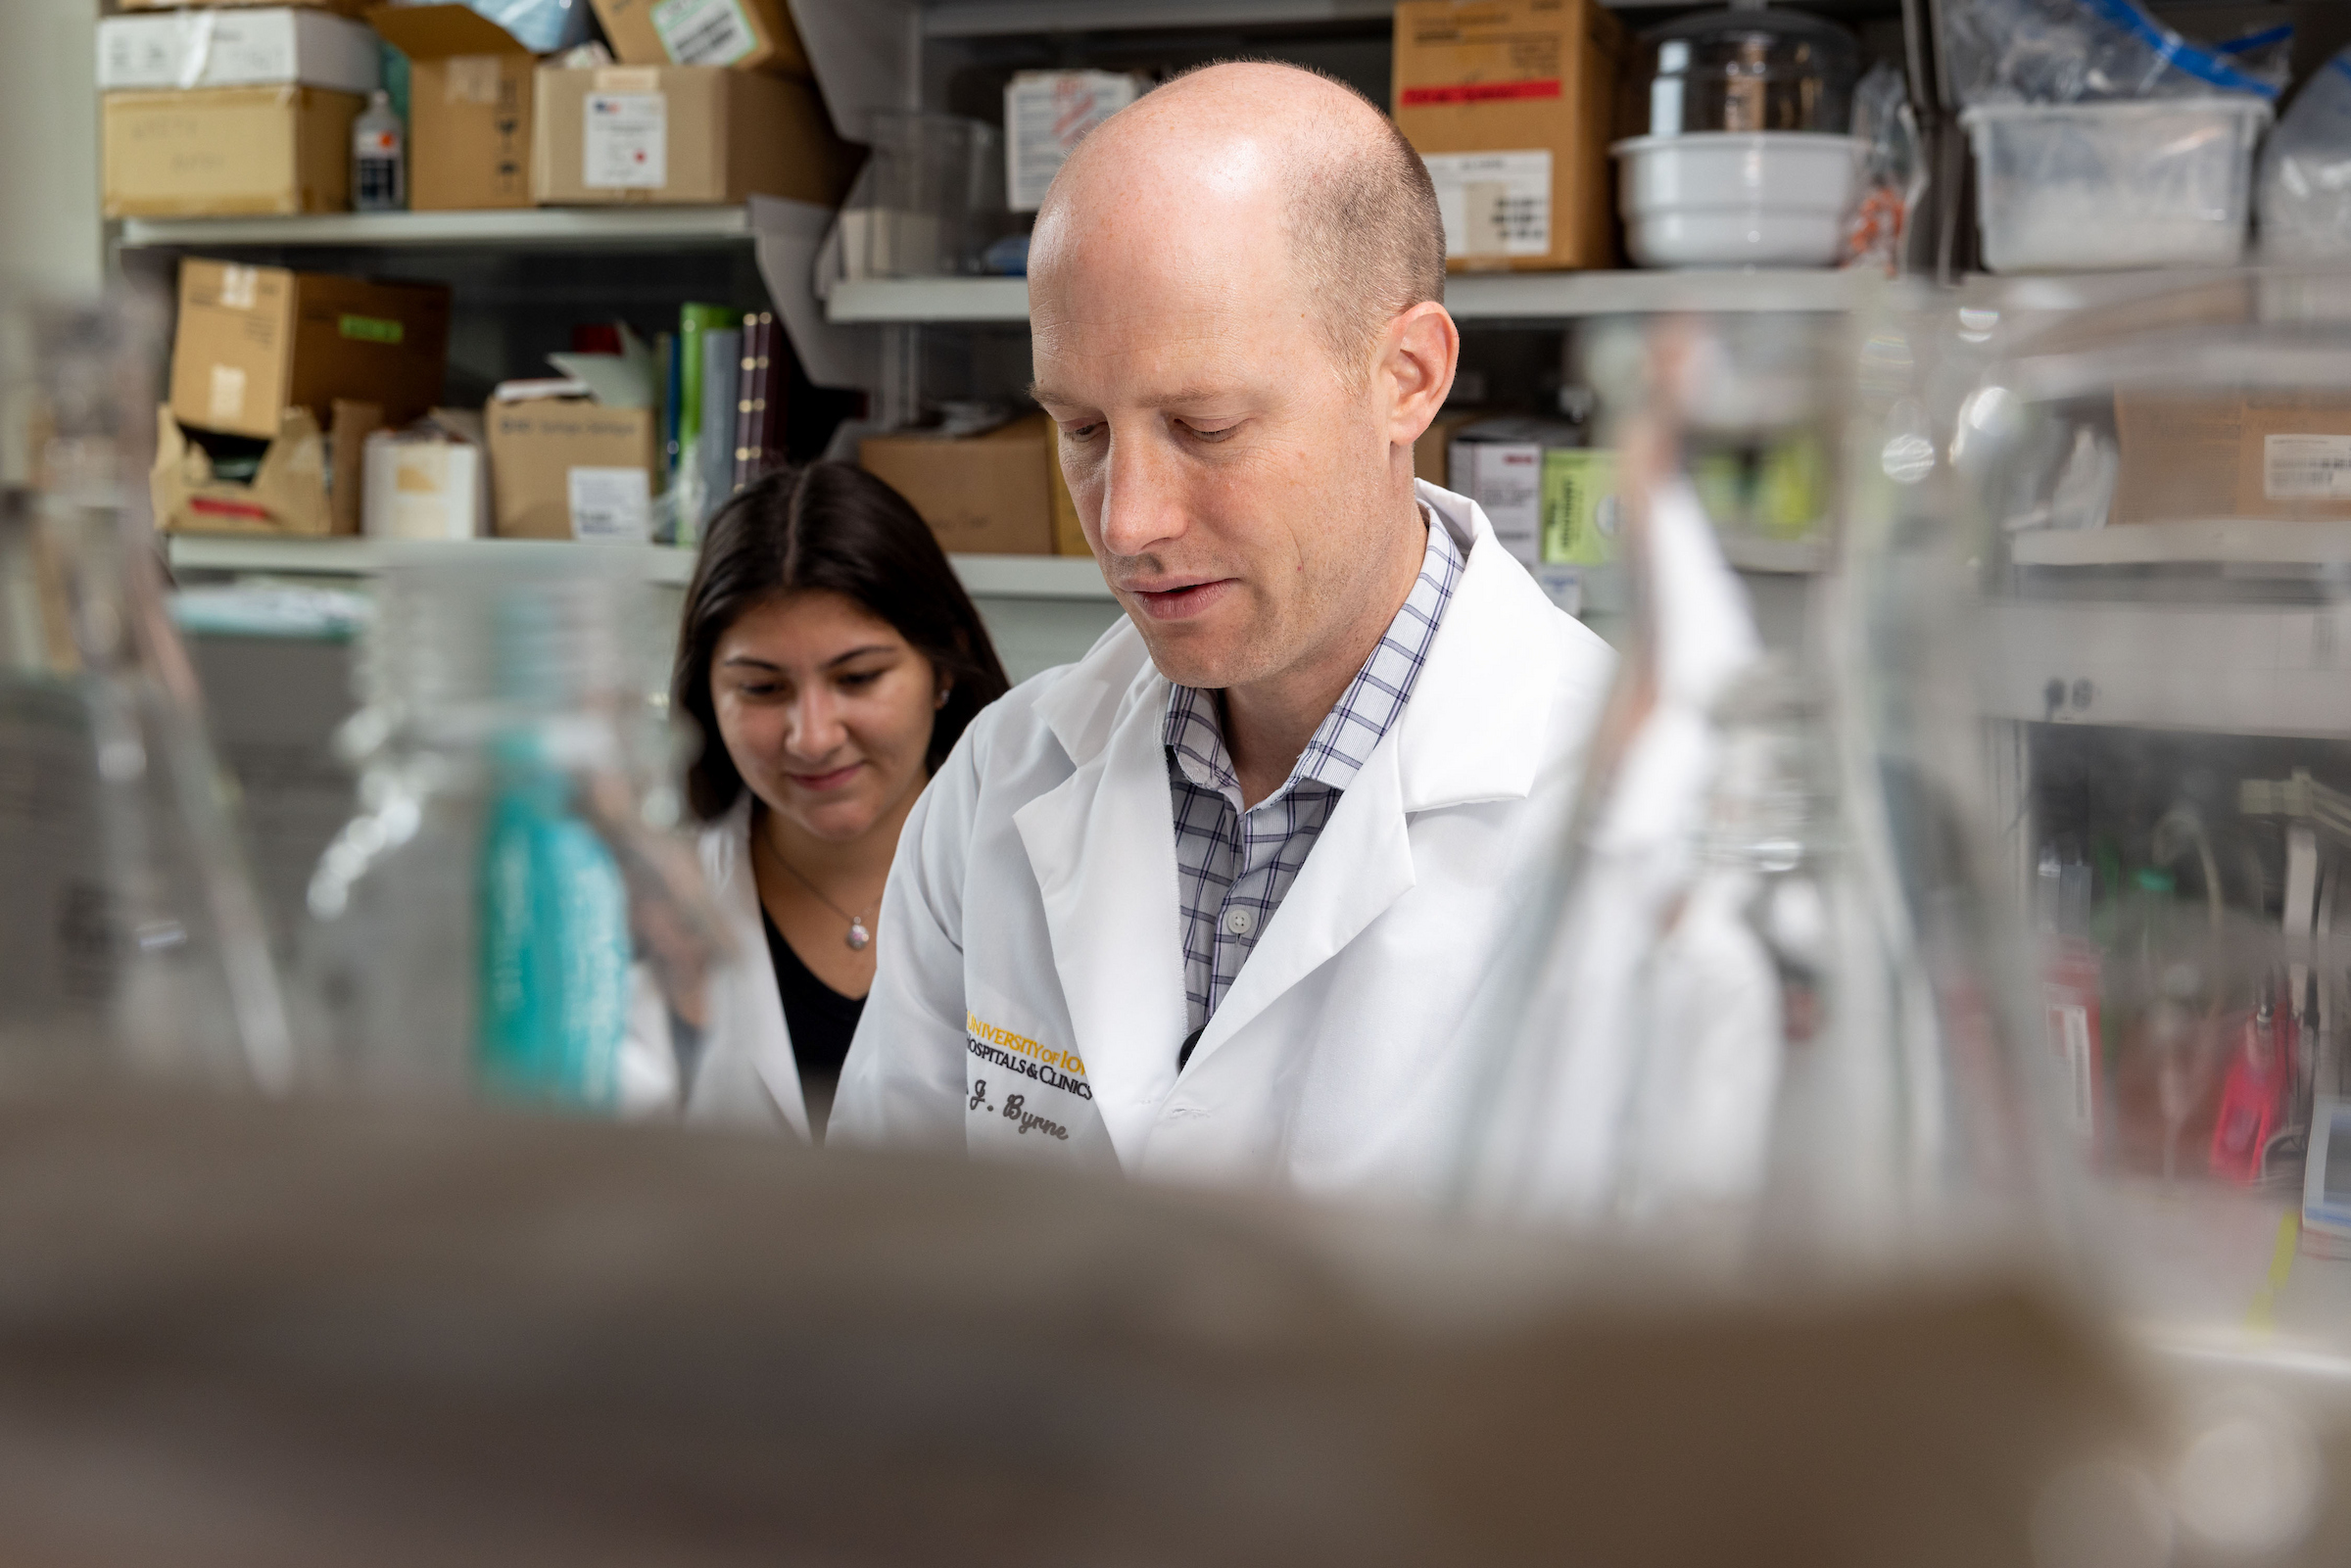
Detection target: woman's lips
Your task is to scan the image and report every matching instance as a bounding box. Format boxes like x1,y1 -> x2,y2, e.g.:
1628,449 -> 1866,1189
1124,578 -> 1236,622
788,762 -> 863,793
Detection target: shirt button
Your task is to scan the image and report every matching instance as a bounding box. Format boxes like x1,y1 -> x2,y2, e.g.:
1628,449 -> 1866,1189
1222,906 -> 1255,937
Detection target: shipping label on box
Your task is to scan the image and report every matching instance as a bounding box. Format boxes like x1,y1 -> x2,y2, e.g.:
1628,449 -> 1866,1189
567,466 -> 653,541
1424,150 -> 1553,260
1005,71 -> 1144,213
585,89 -> 668,187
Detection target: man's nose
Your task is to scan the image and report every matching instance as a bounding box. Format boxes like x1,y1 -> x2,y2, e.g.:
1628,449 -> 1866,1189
1096,428 -> 1187,559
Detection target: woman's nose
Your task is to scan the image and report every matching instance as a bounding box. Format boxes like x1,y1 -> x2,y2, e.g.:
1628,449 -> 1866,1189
785,688 -> 847,758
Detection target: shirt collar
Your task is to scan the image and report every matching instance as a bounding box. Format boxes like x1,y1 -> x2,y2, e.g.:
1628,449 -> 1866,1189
1163,508 -> 1464,810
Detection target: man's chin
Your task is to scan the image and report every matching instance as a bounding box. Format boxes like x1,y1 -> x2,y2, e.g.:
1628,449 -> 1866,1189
1128,614 -> 1266,692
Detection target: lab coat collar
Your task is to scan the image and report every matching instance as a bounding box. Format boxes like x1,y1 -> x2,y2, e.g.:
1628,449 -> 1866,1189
1028,481 -> 1567,810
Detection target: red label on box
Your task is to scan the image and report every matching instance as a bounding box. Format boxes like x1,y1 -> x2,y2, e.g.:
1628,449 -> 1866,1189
1398,79 -> 1563,107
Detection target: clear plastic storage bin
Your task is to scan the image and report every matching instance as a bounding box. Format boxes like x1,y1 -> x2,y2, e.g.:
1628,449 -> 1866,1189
1961,97 -> 2272,273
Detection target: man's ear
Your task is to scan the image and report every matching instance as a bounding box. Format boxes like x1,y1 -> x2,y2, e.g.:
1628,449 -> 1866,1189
1381,300 -> 1460,451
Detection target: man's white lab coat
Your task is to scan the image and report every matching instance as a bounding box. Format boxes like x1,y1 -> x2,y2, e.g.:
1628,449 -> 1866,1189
830,482 -> 1616,1200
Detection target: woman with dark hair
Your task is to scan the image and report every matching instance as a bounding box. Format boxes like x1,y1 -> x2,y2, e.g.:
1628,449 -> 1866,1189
673,462 -> 1009,1138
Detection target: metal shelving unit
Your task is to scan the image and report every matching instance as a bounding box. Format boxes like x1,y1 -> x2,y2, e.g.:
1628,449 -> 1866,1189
826,268 -> 1866,325
163,534 -> 1116,601
116,206 -> 761,252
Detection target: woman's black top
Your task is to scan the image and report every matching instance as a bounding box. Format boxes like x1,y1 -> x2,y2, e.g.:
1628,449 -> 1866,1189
762,912 -> 864,1141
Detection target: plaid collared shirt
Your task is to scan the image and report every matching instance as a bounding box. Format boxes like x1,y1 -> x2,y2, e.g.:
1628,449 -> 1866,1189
1166,512 -> 1464,1051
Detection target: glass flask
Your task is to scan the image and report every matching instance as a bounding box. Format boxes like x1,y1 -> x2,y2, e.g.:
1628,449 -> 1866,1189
1451,300 -> 2075,1281
0,291 -> 291,1091
298,548 -> 729,1115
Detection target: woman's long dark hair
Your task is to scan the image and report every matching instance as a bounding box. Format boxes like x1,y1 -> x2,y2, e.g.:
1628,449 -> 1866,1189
673,462 -> 1011,823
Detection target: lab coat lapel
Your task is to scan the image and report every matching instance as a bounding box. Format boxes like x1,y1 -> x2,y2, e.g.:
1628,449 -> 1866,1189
1185,486 -> 1561,1064
702,801 -> 813,1137
1014,661 -> 1188,1159
1187,732 -> 1415,1063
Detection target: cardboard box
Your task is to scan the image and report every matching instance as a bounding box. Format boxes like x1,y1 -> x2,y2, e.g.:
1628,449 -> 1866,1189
99,9 -> 380,94
531,65 -> 854,207
1451,417 -> 1583,566
860,417 -> 1059,556
485,399 -> 659,541
152,405 -> 329,536
588,0 -> 810,76
1415,409 -> 1484,488
1043,421 -> 1086,556
2114,392 -> 2351,524
170,261 -> 452,441
103,85 -> 360,218
1392,0 -> 1624,272
367,5 -> 535,211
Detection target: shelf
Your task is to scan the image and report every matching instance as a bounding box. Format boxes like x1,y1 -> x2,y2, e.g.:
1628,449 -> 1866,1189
1984,597 -> 2351,738
912,0 -> 1849,32
2012,520 -> 2351,568
826,269 -> 1862,326
163,534 -> 1116,600
116,206 -> 759,252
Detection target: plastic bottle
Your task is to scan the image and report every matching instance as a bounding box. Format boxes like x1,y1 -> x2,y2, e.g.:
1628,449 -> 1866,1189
353,90 -> 405,214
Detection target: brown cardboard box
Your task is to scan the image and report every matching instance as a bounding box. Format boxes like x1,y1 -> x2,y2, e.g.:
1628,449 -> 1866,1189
588,0 -> 810,76
1392,0 -> 1624,273
2114,391 -> 2351,524
1415,410 -> 1485,488
861,417 -> 1059,555
531,65 -> 854,207
170,261 -> 452,440
367,5 -> 535,211
1042,420 -> 1087,556
103,85 -> 360,218
150,404 -> 378,537
485,399 -> 660,541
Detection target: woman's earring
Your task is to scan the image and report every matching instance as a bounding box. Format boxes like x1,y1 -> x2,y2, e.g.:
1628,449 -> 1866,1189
935,686 -> 950,710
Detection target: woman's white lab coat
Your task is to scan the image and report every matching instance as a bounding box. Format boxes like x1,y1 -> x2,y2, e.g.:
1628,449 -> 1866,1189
829,482 -> 1618,1200
678,796 -> 814,1137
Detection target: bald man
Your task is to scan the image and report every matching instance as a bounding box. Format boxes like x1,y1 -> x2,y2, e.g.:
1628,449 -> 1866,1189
832,62 -> 1615,1196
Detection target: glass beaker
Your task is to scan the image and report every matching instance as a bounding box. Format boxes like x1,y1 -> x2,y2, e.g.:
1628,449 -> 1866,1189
297,548 -> 728,1115
0,290 -> 292,1093
840,111 -> 1001,278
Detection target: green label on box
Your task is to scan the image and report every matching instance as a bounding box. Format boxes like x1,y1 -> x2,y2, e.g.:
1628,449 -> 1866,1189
338,313 -> 405,346
1541,449 -> 1620,566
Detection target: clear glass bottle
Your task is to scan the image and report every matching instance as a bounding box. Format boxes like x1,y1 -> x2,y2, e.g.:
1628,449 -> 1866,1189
0,290 -> 292,1092
297,548 -> 728,1114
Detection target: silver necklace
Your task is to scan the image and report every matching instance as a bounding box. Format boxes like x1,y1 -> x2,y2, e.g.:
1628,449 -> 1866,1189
754,828 -> 872,950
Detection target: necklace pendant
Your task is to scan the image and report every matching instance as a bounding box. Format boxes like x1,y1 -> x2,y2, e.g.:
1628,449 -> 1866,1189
845,920 -> 871,951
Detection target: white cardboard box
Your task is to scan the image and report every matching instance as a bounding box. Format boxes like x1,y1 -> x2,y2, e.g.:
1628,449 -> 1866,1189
1449,439 -> 1546,568
98,8 -> 382,95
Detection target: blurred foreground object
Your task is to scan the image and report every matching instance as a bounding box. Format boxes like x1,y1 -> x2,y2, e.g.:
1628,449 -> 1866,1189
299,549 -> 728,1114
0,1093 -> 2176,1568
0,291 -> 291,1093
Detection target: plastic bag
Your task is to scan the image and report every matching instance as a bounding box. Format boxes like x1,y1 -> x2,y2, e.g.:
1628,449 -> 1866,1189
1945,0 -> 2287,107
2261,50 -> 2351,261
1844,63 -> 1924,271
456,0 -> 595,54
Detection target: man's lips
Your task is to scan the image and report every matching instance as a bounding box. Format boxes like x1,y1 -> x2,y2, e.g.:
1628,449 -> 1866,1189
787,762 -> 862,792
1120,577 -> 1237,622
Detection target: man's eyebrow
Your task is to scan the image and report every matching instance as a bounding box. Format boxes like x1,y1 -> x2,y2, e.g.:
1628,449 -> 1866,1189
1029,383 -> 1237,410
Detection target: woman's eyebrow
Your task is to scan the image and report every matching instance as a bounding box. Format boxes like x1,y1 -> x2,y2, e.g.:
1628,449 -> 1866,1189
824,644 -> 899,669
